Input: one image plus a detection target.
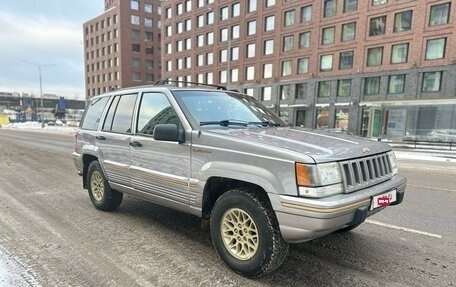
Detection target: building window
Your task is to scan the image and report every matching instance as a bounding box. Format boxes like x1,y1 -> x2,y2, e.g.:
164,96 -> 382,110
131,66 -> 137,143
186,0 -> 192,12
232,3 -> 240,17
131,15 -> 140,25
266,0 -> 275,8
131,29 -> 140,39
247,20 -> 256,35
145,3 -> 152,13
131,0 -> 139,10
364,77 -> 380,95
264,39 -> 274,55
166,7 -> 172,19
344,0 -> 357,13
283,35 -> 294,52
426,38 -> 446,60
247,43 -> 256,58
322,27 -> 335,45
318,81 -> 331,97
340,51 -> 354,69
265,15 -> 275,31
220,28 -> 228,41
282,60 -> 292,77
301,5 -> 312,22
280,85 -> 292,100
297,58 -> 309,74
296,83 -> 308,99
144,18 -> 153,27
186,19 -> 192,31
166,26 -> 172,37
367,47 -> 383,66
220,70 -> 227,84
176,3 -> 183,15
341,22 -> 356,41
133,72 -> 141,81
422,71 -> 442,92
132,58 -> 141,68
132,44 -> 140,52
231,68 -> 239,82
197,34 -> 204,47
204,32 -> 212,45
372,0 -> 387,6
324,0 -> 336,18
394,10 -> 412,32
370,16 -> 386,36
197,0 -> 204,8
231,47 -> 239,61
263,63 -> 273,78
299,32 -> 311,49
246,66 -> 255,81
262,86 -> 272,101
429,3 -> 450,26
284,10 -> 295,27
337,79 -> 351,97
248,0 -> 257,13
388,75 -> 405,94
220,49 -> 228,63
197,54 -> 204,66
197,15 -> 204,27
391,43 -> 409,64
185,38 -> 191,49
320,54 -> 333,71
245,88 -> 254,97
220,6 -> 228,21
232,25 -> 240,39
207,11 -> 214,24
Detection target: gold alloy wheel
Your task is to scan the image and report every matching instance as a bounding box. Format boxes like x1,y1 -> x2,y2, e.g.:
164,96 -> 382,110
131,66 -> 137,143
90,171 -> 104,202
221,208 -> 259,261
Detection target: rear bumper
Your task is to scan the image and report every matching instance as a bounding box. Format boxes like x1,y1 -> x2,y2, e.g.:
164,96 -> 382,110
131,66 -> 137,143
271,174 -> 407,243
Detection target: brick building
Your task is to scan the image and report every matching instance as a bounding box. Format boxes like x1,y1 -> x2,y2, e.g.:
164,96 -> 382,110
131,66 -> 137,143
161,0 -> 456,140
83,0 -> 162,99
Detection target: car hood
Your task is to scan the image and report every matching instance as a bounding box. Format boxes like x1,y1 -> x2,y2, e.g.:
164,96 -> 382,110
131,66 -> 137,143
207,127 -> 391,162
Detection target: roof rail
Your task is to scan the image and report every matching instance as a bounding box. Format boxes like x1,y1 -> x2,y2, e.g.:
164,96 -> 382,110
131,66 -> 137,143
153,79 -> 227,90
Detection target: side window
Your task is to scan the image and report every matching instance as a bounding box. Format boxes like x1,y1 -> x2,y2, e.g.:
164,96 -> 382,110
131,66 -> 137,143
102,96 -> 120,131
81,97 -> 109,130
110,94 -> 137,134
137,92 -> 180,136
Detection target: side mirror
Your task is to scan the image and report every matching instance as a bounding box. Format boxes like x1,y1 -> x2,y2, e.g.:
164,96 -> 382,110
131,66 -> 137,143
153,124 -> 185,143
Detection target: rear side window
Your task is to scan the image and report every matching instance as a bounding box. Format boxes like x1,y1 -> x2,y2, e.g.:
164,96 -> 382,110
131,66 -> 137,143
104,94 -> 137,134
81,97 -> 109,130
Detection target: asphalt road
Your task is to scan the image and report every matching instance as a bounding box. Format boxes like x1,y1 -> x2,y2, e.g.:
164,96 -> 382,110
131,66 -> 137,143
0,129 -> 455,287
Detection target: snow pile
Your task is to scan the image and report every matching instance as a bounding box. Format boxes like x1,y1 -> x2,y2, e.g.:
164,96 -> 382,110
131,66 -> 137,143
2,122 -> 77,135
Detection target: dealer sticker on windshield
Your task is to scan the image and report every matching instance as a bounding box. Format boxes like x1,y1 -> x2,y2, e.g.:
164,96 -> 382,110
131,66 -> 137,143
370,190 -> 397,210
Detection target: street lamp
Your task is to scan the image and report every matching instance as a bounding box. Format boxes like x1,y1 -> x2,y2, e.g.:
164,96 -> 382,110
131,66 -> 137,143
22,60 -> 56,127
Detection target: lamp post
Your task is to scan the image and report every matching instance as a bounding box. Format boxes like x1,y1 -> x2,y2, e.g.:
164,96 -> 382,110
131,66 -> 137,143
22,61 -> 56,127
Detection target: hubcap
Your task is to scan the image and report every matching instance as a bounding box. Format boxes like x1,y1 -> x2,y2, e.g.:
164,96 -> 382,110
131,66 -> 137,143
221,208 -> 259,260
90,171 -> 104,201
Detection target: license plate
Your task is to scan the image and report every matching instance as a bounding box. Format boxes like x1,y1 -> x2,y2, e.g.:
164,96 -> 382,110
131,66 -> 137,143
370,190 -> 397,210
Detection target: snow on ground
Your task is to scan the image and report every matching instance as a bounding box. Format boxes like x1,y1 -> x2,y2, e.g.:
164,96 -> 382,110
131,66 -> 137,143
2,122 -> 456,162
1,122 -> 76,135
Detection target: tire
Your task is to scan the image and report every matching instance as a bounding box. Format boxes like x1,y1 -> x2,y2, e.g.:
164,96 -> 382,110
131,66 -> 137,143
210,189 -> 289,277
87,161 -> 123,211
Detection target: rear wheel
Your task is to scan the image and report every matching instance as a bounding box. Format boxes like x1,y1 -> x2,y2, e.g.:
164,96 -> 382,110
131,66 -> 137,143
210,189 -> 289,277
87,161 -> 123,211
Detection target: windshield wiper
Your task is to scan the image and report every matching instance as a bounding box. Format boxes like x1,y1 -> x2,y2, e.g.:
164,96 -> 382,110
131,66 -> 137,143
200,120 -> 249,127
248,121 -> 281,127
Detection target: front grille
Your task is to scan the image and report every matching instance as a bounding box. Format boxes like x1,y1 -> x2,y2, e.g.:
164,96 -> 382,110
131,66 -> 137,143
339,153 -> 393,193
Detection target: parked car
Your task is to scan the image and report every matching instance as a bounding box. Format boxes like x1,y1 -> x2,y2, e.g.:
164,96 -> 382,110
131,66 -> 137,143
72,82 -> 407,277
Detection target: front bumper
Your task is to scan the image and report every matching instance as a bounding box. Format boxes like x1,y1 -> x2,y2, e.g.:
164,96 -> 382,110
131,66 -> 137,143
271,174 -> 407,243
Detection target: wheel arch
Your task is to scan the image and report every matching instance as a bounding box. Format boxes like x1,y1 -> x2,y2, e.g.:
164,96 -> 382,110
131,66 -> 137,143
82,154 -> 99,189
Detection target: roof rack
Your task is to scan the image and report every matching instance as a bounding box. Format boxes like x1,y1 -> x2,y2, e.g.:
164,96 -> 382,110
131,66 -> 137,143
153,79 -> 227,90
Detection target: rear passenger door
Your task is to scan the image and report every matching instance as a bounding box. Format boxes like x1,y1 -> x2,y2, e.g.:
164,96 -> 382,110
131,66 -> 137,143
130,92 -> 191,209
96,93 -> 137,189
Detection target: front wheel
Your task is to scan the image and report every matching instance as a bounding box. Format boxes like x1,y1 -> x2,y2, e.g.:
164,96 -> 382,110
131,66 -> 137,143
87,161 -> 123,211
210,189 -> 289,277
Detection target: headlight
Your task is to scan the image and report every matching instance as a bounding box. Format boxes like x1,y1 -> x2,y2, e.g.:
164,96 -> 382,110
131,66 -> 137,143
296,162 -> 343,198
387,151 -> 399,175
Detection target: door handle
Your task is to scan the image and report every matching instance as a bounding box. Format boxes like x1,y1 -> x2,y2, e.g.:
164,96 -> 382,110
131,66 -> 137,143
130,141 -> 142,147
96,135 -> 106,140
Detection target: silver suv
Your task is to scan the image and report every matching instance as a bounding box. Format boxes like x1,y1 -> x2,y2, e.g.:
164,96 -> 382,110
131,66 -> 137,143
73,83 -> 406,277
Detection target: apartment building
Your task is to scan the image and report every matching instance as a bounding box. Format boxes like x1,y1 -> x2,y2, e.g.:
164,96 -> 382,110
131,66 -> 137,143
83,0 -> 162,99
161,0 -> 456,139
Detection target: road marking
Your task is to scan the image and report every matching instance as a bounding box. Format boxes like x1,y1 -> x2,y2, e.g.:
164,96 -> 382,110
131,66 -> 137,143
366,220 -> 442,239
408,184 -> 455,193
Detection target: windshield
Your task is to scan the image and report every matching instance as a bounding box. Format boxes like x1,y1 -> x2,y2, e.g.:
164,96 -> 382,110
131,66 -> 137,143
172,91 -> 286,128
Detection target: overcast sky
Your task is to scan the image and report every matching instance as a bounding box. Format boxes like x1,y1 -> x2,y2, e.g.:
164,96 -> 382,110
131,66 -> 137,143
0,0 -> 104,99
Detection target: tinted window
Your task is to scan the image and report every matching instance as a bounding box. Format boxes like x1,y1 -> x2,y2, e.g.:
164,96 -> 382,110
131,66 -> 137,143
81,97 -> 109,130
111,94 -> 137,134
102,96 -> 120,131
137,93 -> 180,135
